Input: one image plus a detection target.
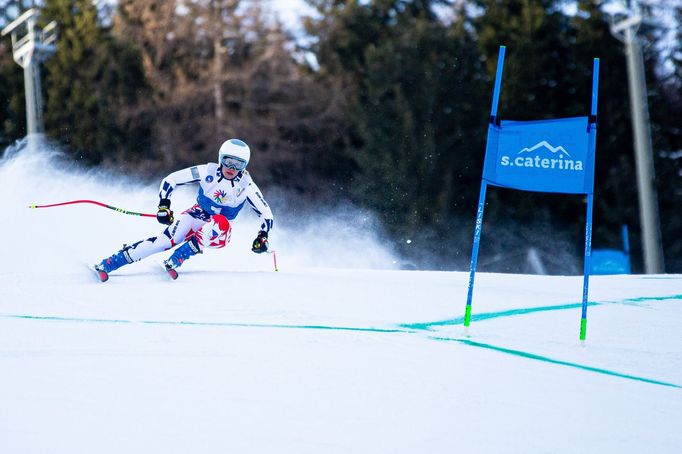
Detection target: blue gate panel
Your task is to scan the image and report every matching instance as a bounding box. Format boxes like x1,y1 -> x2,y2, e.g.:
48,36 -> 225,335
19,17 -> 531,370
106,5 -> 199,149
482,117 -> 596,195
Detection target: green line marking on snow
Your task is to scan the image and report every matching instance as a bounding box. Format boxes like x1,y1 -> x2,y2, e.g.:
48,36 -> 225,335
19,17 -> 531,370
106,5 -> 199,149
434,337 -> 682,389
0,314 -> 411,334
3,293 -> 681,334
3,294 -> 680,335
6,314 -> 133,324
140,319 -> 410,333
619,294 -> 682,304
3,293 -> 682,389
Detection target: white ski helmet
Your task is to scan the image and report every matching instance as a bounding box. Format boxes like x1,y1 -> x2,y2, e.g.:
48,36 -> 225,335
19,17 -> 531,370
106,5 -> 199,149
218,138 -> 251,171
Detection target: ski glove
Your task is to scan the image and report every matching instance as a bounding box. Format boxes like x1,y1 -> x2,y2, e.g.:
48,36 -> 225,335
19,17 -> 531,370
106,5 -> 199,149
251,230 -> 269,254
156,198 -> 174,225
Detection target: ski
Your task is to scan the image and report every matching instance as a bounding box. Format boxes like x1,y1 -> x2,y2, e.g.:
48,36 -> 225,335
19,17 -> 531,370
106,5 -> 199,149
162,261 -> 179,280
89,264 -> 109,282
95,268 -> 109,282
89,262 -> 177,282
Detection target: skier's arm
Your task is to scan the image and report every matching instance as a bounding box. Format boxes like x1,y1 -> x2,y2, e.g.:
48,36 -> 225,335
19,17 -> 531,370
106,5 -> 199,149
156,165 -> 205,225
245,180 -> 274,233
158,165 -> 205,201
243,180 -> 273,254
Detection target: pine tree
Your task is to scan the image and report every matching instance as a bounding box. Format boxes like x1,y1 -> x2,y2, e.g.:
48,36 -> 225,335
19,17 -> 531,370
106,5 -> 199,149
41,0 -> 149,165
306,0 -> 488,267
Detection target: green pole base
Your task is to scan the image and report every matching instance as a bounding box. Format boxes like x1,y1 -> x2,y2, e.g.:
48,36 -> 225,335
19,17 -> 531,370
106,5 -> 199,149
580,317 -> 587,341
464,305 -> 472,327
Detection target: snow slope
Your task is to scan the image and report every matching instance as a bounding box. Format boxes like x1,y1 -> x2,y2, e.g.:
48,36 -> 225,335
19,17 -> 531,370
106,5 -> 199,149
1,140 -> 681,453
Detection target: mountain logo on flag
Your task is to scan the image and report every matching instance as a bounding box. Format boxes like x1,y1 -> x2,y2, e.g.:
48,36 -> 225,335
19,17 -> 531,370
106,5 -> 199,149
499,139 -> 583,171
518,140 -> 571,158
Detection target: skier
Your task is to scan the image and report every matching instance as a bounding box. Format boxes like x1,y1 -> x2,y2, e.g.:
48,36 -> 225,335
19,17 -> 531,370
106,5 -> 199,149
94,138 -> 274,281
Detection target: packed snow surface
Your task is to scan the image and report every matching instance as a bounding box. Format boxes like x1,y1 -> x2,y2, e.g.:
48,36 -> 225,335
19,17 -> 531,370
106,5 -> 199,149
1,140 -> 681,453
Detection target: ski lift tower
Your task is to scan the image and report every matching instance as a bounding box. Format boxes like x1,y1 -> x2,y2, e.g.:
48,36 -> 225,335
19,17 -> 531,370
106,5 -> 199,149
608,0 -> 665,274
1,8 -> 57,145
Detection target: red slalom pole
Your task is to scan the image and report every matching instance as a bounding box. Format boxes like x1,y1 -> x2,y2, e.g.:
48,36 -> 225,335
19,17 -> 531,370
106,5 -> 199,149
29,200 -> 155,218
267,250 -> 279,272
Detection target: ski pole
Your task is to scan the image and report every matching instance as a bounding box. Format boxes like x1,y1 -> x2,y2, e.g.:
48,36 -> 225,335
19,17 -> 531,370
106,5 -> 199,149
29,199 -> 155,218
267,250 -> 278,272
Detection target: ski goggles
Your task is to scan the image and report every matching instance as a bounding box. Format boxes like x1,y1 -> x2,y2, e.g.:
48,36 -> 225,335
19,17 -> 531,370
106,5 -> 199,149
220,154 -> 248,171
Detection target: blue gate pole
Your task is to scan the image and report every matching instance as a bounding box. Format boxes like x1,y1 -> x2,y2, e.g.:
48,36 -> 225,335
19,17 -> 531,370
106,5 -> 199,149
580,193 -> 594,341
464,46 -> 505,328
591,58 -> 600,118
621,224 -> 630,255
580,58 -> 600,341
622,224 -> 632,274
490,46 -> 506,122
464,182 -> 488,327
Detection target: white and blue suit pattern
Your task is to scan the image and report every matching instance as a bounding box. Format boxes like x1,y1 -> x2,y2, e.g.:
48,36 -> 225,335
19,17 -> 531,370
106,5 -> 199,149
159,163 -> 274,232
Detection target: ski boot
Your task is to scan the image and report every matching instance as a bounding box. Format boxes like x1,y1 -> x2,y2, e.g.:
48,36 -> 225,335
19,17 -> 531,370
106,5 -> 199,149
163,237 -> 201,280
94,246 -> 134,282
